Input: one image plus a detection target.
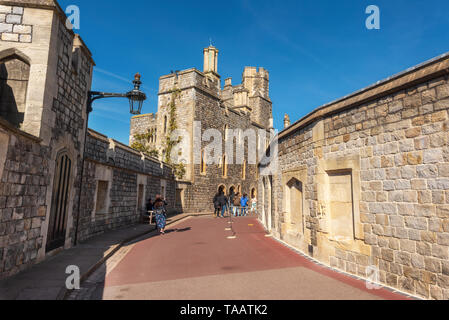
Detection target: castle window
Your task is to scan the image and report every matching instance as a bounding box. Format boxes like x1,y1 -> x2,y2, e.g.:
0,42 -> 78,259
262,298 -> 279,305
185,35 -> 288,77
222,155 -> 227,178
200,149 -> 207,175
0,54 -> 30,129
163,115 -> 168,134
224,125 -> 228,141
242,160 -> 246,180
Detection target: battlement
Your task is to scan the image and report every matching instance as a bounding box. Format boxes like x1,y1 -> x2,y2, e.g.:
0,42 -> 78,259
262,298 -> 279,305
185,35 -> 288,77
158,68 -> 220,97
243,66 -> 269,80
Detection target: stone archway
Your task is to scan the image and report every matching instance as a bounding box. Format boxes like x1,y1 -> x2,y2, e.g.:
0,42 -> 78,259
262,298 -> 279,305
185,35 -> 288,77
0,53 -> 30,128
218,185 -> 226,195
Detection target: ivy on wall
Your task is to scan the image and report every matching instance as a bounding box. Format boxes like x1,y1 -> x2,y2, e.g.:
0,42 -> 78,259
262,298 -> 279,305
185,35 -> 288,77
131,130 -> 159,158
164,88 -> 186,180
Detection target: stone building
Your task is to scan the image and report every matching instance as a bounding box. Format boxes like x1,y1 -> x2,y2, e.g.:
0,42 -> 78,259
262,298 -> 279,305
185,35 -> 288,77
261,52 -> 449,300
130,46 -> 274,213
0,0 -> 175,280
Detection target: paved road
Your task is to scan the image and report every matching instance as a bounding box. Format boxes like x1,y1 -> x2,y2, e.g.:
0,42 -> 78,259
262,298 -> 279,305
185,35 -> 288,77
72,216 -> 408,300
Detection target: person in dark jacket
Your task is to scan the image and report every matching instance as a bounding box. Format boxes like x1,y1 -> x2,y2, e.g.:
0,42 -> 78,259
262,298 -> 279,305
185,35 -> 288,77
213,193 -> 221,218
217,191 -> 227,218
146,198 -> 153,211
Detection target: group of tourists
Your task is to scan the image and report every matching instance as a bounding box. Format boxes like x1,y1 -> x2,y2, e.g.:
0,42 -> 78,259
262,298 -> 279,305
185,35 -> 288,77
146,195 -> 168,235
213,189 -> 257,218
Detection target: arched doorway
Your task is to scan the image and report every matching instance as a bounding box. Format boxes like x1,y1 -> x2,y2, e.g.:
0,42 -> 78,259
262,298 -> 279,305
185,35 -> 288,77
218,185 -> 226,194
229,186 -> 235,196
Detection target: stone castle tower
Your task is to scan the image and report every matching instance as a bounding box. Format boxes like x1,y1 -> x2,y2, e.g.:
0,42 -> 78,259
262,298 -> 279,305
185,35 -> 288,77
130,46 -> 274,213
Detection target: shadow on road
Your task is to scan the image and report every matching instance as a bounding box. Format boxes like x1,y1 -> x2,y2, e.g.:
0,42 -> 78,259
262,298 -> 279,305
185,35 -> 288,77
68,224 -> 194,300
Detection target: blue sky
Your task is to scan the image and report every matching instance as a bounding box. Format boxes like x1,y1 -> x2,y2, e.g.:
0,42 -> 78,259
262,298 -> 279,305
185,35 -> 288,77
58,0 -> 449,144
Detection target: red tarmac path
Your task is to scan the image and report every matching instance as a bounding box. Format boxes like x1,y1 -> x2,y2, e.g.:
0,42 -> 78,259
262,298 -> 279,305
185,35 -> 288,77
93,216 -> 410,300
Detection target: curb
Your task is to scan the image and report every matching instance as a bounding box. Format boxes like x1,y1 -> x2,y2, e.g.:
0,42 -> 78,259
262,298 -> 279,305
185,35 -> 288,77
61,212 -> 211,300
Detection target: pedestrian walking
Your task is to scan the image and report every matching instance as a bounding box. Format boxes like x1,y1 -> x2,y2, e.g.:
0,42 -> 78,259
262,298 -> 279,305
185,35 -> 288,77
233,193 -> 241,216
250,195 -> 257,215
240,193 -> 249,216
213,193 -> 221,218
161,196 -> 168,218
153,195 -> 167,235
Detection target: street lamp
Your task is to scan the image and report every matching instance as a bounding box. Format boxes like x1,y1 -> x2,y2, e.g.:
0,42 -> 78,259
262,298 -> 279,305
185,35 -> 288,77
87,73 -> 147,114
74,73 -> 147,246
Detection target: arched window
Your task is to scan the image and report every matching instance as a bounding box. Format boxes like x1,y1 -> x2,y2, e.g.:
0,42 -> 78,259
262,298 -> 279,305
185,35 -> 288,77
222,155 -> 227,178
0,54 -> 30,128
242,160 -> 246,180
224,125 -> 229,141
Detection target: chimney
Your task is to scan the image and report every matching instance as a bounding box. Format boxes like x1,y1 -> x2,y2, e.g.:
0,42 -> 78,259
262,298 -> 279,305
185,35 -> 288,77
284,114 -> 291,128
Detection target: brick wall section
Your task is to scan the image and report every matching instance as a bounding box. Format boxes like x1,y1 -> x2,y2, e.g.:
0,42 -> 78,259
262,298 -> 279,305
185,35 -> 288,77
51,20 -> 94,248
0,5 -> 32,43
129,113 -> 157,146
0,121 -> 50,278
272,55 -> 449,299
75,130 -> 177,242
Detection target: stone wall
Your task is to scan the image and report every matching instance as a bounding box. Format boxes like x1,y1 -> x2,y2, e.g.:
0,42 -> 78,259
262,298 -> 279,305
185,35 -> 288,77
75,129 -> 177,242
129,113 -> 157,146
0,119 -> 50,278
0,1 -> 94,279
189,88 -> 261,213
0,0 -> 177,280
0,5 -> 32,43
267,53 -> 449,299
